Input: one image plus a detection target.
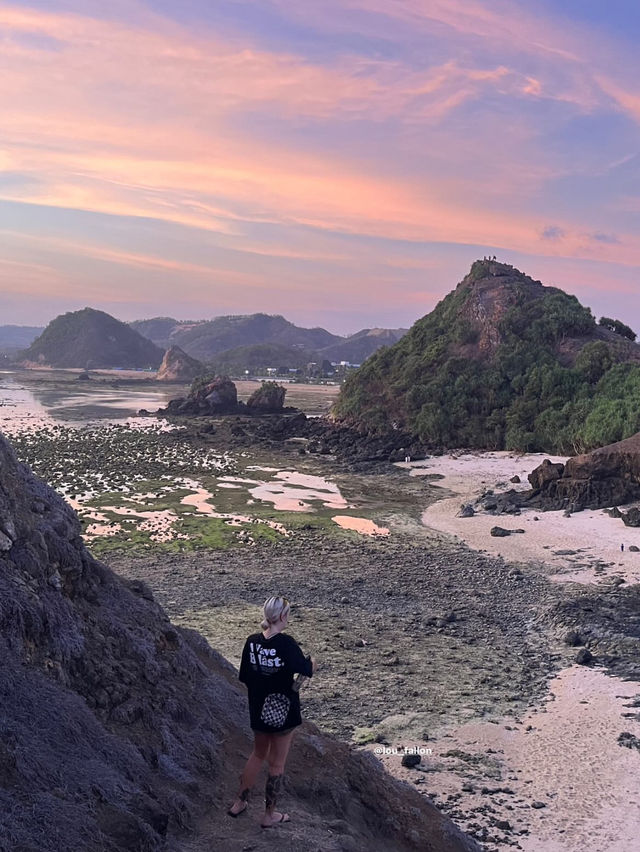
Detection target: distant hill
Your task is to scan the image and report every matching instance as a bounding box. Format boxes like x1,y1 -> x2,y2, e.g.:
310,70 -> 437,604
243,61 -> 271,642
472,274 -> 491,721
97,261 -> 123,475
321,327 -> 407,364
128,317 -> 202,351
131,313 -> 407,370
333,259 -> 640,454
0,325 -> 43,353
22,308 -> 164,369
207,342 -> 312,375
166,313 -> 342,361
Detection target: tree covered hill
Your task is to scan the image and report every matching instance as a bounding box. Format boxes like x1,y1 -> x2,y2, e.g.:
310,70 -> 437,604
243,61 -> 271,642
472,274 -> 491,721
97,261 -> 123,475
332,259 -> 640,454
150,313 -> 342,361
21,308 -> 164,369
131,314 -> 407,368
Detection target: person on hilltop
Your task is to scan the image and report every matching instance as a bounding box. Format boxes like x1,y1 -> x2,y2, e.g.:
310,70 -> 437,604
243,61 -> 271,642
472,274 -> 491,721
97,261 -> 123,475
227,595 -> 316,828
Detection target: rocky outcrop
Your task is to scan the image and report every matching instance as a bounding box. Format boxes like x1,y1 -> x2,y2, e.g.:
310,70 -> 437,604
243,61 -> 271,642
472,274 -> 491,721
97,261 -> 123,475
0,432 -> 477,851
523,433 -> 640,511
0,433 -> 245,850
162,375 -> 239,415
246,381 -> 286,412
527,459 -> 565,490
156,346 -> 205,382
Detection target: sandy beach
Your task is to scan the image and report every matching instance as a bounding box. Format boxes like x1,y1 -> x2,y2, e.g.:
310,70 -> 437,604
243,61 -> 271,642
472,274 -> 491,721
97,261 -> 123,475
370,665 -> 640,852
405,452 -> 640,585
366,451 -> 640,850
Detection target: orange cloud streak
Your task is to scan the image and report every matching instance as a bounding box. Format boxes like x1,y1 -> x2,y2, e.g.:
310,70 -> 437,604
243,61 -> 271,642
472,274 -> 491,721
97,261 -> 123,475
0,1 -> 639,291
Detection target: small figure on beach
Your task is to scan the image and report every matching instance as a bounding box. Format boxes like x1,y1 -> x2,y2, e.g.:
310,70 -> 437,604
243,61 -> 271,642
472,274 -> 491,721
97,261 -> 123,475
227,596 -> 316,828
621,543 -> 625,552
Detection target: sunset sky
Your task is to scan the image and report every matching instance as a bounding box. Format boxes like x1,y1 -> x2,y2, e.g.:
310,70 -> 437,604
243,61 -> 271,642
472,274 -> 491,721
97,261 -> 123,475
1,0 -> 640,333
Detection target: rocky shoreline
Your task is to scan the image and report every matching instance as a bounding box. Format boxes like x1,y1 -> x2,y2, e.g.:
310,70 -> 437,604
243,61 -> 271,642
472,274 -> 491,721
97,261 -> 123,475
109,519 -> 633,851
104,436 -> 640,851
4,386 -> 640,851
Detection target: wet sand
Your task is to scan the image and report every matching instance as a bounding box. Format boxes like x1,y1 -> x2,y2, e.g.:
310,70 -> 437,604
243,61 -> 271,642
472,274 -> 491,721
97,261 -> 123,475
372,665 -> 640,851
410,452 -> 640,585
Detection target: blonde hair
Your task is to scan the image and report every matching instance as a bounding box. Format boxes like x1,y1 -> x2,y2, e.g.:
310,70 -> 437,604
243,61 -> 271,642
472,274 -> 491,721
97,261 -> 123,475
261,596 -> 290,630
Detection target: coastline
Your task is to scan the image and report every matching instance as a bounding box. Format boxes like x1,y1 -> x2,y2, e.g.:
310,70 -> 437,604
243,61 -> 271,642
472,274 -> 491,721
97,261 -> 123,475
4,377 -> 638,852
408,451 -> 640,586
369,451 -> 640,851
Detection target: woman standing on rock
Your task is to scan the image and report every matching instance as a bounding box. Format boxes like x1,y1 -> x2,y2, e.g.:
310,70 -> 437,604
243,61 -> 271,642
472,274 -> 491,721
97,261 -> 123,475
228,595 -> 315,828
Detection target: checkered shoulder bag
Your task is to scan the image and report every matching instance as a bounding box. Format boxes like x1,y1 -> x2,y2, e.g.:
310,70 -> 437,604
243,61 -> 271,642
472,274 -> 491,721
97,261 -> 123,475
260,693 -> 290,728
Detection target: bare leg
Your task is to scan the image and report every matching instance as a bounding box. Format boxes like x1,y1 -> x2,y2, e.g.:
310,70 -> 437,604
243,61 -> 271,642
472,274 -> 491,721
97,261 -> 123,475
261,731 -> 295,827
228,732 -> 270,815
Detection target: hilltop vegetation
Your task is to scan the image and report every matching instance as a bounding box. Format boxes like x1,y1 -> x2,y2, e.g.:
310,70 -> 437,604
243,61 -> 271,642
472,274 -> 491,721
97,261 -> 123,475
333,260 -> 640,454
21,308 -> 164,369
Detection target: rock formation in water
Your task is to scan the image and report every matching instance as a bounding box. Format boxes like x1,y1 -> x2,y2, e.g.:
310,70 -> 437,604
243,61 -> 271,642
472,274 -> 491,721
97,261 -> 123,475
332,259 -> 640,453
155,346 -> 205,382
246,381 -> 287,412
0,432 -> 478,851
161,375 -> 240,415
21,307 -> 164,370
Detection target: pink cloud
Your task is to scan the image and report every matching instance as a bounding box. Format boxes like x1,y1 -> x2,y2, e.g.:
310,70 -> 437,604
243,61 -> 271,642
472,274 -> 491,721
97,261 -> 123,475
595,76 -> 640,125
0,1 -> 639,324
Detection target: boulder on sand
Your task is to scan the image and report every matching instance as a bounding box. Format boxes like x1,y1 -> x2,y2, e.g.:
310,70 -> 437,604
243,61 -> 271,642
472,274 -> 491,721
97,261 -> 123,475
527,459 -> 565,490
524,433 -> 640,511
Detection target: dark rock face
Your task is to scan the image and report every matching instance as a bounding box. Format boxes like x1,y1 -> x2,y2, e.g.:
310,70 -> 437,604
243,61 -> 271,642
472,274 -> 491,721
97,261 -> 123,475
163,375 -> 239,415
0,434 -> 244,850
575,648 -> 593,665
0,433 -> 477,852
551,585 -> 640,682
618,732 -> 640,751
246,381 -> 287,412
477,489 -> 521,515
523,434 -> 640,511
619,508 -> 640,527
202,376 -> 238,410
527,459 -> 565,490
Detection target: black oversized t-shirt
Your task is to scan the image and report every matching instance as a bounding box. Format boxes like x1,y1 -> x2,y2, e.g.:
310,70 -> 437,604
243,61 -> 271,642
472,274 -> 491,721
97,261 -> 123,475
239,632 -> 313,732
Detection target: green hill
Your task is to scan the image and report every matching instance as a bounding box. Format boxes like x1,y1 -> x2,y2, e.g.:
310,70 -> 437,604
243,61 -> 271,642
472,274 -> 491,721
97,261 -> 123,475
131,314 -> 409,371
333,260 -> 640,454
162,313 -> 341,361
22,308 -> 164,369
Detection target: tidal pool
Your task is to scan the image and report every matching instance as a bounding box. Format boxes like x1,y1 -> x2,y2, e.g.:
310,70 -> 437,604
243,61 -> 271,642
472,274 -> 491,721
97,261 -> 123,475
220,470 -> 350,512
331,516 -> 389,536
